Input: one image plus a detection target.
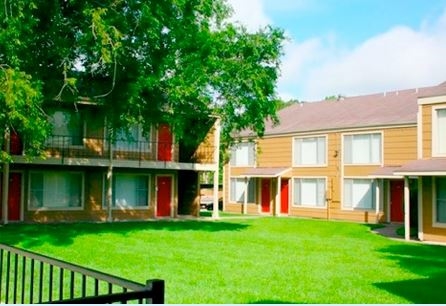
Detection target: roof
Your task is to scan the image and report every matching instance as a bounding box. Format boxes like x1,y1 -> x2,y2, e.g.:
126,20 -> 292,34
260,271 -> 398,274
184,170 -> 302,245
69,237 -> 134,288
236,167 -> 292,178
369,166 -> 404,179
395,158 -> 446,176
238,81 -> 446,137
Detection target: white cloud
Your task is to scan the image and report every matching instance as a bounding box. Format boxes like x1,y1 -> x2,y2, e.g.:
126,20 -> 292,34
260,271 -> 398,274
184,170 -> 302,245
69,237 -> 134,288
280,9 -> 446,101
226,0 -> 271,32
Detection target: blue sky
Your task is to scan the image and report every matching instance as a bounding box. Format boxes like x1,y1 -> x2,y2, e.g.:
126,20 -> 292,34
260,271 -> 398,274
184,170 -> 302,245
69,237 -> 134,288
227,0 -> 446,101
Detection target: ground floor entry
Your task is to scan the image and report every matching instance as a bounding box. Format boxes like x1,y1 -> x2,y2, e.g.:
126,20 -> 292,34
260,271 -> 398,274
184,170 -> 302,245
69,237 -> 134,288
0,173 -> 22,222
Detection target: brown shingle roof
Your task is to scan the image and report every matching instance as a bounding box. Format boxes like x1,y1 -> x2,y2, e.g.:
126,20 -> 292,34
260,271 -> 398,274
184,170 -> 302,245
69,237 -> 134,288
240,82 -> 446,137
395,158 -> 446,175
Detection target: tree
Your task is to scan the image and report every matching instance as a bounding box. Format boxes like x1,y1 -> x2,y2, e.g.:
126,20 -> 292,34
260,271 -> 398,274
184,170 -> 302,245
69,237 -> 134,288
0,0 -> 285,160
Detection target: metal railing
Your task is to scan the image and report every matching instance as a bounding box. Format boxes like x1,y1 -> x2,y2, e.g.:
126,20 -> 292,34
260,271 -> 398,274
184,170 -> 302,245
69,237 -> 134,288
0,243 -> 164,304
38,135 -> 215,164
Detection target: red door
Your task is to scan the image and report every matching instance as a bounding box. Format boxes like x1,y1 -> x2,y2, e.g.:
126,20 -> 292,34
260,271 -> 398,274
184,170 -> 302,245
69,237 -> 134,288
157,176 -> 172,217
0,173 -> 21,221
390,180 -> 404,222
280,179 -> 289,214
261,179 -> 271,213
157,124 -> 173,161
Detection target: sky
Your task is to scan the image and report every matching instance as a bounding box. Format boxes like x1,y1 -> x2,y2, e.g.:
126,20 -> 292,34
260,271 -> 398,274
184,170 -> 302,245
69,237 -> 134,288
226,0 -> 446,102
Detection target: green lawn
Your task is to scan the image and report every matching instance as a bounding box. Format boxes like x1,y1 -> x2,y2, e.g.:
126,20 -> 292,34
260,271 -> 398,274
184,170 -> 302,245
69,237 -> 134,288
1,217 -> 446,304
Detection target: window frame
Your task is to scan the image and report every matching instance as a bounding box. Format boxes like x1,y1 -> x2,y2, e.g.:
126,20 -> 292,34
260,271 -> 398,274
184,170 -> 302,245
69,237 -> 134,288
292,135 -> 327,167
343,131 -> 383,165
432,106 -> 446,157
229,177 -> 256,203
230,142 -> 256,167
292,177 -> 327,208
47,110 -> 86,148
28,171 -> 84,211
433,177 -> 446,228
103,173 -> 151,210
342,177 -> 376,210
113,124 -> 152,153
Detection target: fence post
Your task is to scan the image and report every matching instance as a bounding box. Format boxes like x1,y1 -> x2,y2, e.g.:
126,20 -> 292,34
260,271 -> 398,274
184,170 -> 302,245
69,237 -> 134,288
146,279 -> 165,304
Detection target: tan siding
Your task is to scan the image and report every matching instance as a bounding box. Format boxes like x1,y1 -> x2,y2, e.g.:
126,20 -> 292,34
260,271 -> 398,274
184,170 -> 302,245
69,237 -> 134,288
344,165 -> 380,177
422,105 -> 433,158
257,136 -> 292,167
383,127 -> 417,165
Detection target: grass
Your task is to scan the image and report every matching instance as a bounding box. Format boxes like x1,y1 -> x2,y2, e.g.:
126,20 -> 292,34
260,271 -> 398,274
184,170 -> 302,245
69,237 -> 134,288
1,217 -> 446,304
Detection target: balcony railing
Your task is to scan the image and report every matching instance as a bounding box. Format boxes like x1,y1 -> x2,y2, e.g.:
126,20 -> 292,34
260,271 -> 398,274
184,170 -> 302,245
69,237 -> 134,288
0,243 -> 164,304
15,135 -> 215,164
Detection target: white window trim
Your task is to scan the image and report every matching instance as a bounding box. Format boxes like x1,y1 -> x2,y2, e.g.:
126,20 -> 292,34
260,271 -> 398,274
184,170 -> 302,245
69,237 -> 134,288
432,177 -> 446,228
342,177 -> 376,211
229,176 -> 256,204
292,135 -> 328,168
431,105 -> 446,157
230,142 -> 256,167
28,171 -> 85,211
292,176 -> 327,208
102,173 -> 151,210
342,131 -> 383,166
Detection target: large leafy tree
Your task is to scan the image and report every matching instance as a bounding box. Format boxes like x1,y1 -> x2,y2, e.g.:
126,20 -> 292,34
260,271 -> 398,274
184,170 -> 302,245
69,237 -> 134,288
0,0 -> 284,160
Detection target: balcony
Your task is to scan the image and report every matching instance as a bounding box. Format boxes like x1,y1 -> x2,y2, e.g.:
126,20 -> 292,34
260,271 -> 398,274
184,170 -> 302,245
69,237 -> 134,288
11,135 -> 216,169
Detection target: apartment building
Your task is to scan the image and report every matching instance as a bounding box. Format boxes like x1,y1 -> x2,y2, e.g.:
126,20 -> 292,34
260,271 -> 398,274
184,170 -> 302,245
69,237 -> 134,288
0,101 -> 218,223
224,82 -> 446,243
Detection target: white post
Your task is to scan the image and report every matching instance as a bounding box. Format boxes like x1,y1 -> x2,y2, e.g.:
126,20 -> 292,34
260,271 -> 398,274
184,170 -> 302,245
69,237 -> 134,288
243,177 -> 248,215
375,179 -> 380,223
404,177 -> 410,241
212,117 -> 221,219
2,128 -> 10,225
417,177 -> 424,241
275,177 -> 281,216
107,127 -> 113,222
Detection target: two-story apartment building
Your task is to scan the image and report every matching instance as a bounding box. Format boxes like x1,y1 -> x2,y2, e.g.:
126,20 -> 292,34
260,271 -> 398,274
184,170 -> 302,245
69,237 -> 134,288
0,101 -> 219,223
224,82 -> 446,242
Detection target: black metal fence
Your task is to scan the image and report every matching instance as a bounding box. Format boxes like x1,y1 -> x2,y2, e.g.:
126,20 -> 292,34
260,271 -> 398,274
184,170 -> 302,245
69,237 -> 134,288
0,243 -> 164,304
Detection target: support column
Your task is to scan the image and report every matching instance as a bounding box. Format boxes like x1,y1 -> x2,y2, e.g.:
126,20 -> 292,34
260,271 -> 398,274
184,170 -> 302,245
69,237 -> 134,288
243,177 -> 248,215
2,128 -> 10,225
106,127 -> 113,222
275,177 -> 281,216
212,117 -> 221,219
417,177 -> 424,241
404,176 -> 410,241
375,179 -> 380,223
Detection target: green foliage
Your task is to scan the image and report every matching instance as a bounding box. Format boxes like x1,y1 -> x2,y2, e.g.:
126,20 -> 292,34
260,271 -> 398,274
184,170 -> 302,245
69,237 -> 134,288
1,0 -> 285,160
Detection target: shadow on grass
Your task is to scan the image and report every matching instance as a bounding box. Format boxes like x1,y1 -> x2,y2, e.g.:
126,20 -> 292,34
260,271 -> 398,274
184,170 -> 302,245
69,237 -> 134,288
0,219 -> 250,248
375,243 -> 446,303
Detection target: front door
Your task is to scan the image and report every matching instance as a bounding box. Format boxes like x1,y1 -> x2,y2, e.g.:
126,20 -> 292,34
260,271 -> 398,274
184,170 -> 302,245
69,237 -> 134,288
157,176 -> 172,217
157,124 -> 173,161
280,179 -> 289,214
390,180 -> 404,222
261,179 -> 271,213
0,173 -> 21,222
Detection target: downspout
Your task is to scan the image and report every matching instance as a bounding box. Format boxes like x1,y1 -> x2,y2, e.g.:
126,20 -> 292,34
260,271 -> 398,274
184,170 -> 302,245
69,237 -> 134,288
2,128 -> 10,224
212,117 -> 221,219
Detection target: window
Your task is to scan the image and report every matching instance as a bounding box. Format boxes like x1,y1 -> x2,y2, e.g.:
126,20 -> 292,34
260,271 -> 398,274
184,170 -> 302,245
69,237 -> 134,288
293,178 -> 326,207
293,136 -> 326,166
435,177 -> 446,223
343,179 -> 375,209
29,172 -> 83,209
112,174 -> 149,208
344,133 -> 382,164
114,124 -> 151,152
230,142 -> 255,166
230,178 -> 255,203
48,110 -> 83,146
434,108 -> 446,156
